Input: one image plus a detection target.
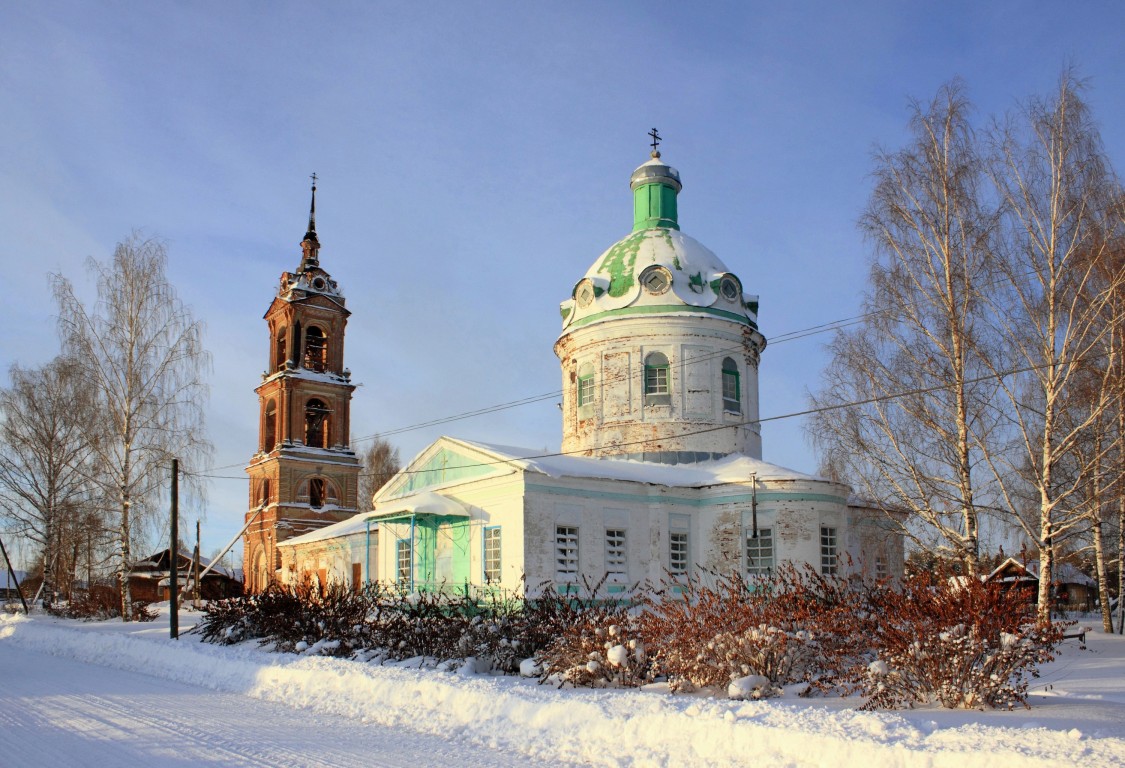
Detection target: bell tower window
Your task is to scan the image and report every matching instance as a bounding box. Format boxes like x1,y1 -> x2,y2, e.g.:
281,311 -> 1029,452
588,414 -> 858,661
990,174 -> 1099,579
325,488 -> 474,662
309,478 -> 325,509
275,332 -> 287,371
263,399 -> 277,449
304,398 -> 331,448
304,326 -> 328,372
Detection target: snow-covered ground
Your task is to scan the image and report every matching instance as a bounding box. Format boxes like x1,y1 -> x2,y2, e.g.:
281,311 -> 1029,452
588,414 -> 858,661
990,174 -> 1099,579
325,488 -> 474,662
2,609 -> 1124,767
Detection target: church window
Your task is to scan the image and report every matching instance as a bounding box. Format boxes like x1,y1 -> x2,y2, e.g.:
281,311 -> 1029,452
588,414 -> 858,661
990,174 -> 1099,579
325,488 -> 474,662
722,358 -> 741,412
821,526 -> 838,575
263,400 -> 277,449
304,398 -> 330,448
605,529 -> 627,581
483,527 -> 502,584
745,528 -> 773,576
555,525 -> 578,581
640,265 -> 672,295
275,332 -> 287,371
396,538 -> 412,588
304,326 -> 328,372
577,362 -> 595,407
259,478 -> 271,507
875,553 -> 888,580
669,532 -> 689,575
644,352 -> 670,405
575,280 -> 595,308
719,275 -> 741,301
308,478 -> 325,509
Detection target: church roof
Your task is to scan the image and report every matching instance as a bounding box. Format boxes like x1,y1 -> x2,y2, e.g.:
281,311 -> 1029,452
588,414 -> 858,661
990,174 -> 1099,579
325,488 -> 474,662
441,437 -> 820,486
560,152 -> 759,333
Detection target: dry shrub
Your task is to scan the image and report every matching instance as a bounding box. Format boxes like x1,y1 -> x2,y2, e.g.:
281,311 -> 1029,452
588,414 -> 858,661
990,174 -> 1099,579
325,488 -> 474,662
535,594 -> 650,687
47,584 -> 156,622
856,573 -> 1066,710
637,565 -> 872,694
198,578 -> 582,671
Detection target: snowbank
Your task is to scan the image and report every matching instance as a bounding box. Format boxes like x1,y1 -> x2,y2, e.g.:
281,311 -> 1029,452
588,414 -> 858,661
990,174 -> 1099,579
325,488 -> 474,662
2,612 -> 1123,767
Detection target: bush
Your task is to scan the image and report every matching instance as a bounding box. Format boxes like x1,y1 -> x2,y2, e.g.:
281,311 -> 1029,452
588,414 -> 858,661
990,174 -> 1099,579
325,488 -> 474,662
636,566 -> 873,695
45,584 -> 156,622
196,569 -> 1067,710
854,573 -> 1066,710
535,593 -> 651,688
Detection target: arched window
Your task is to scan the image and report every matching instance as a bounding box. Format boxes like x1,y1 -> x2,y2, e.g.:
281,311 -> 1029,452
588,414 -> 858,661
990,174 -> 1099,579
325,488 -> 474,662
275,332 -> 287,371
308,478 -> 325,508
304,326 -> 328,372
305,398 -> 331,448
259,478 -> 271,507
263,399 -> 277,450
722,357 -> 741,413
644,352 -> 670,405
577,362 -> 595,408
254,550 -> 269,594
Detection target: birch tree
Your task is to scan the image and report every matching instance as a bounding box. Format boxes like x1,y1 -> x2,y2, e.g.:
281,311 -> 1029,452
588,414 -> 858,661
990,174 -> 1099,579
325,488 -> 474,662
0,356 -> 100,599
52,236 -> 211,619
809,82 -> 1000,576
983,73 -> 1125,621
357,435 -> 400,513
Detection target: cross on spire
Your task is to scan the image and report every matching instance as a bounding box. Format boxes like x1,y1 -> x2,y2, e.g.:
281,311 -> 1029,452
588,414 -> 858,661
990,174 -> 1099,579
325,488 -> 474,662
305,172 -> 318,240
648,127 -> 662,157
301,172 -> 320,264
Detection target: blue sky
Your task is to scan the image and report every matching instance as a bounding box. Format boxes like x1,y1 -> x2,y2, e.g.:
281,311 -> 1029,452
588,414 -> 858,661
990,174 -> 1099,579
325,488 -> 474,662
3,1 -> 1124,563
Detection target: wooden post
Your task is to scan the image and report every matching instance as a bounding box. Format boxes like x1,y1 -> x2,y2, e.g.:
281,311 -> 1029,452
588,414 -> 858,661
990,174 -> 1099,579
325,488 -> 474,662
0,536 -> 29,614
170,458 -> 179,640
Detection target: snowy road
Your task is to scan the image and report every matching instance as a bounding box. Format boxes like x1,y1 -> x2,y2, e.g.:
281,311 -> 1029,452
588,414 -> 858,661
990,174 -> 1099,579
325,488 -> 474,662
0,643 -> 570,767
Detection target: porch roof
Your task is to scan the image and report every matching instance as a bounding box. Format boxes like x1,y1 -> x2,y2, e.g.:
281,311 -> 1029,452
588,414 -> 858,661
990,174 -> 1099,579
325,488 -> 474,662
369,491 -> 469,522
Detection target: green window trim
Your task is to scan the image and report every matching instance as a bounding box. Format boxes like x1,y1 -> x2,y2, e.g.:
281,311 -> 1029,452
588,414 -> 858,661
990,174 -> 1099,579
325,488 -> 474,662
483,526 -> 502,584
396,538 -> 413,589
577,374 -> 595,406
644,351 -> 670,405
722,357 -> 741,412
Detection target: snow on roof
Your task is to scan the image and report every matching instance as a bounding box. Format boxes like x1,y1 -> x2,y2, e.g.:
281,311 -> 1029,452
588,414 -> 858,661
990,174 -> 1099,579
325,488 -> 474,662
279,512 -> 380,548
280,492 -> 467,548
1025,560 -> 1097,587
371,491 -> 468,519
451,438 -> 821,486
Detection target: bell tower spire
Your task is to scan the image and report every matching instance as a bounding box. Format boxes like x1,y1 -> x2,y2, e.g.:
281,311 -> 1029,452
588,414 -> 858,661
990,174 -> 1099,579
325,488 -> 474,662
300,173 -> 320,268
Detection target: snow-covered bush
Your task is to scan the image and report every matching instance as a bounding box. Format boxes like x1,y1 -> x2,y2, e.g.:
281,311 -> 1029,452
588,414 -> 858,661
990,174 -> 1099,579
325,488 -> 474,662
537,612 -> 651,688
855,573 -> 1066,710
638,565 -> 873,695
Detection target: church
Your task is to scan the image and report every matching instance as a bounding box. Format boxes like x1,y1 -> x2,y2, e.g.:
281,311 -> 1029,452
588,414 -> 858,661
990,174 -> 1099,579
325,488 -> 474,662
245,146 -> 903,595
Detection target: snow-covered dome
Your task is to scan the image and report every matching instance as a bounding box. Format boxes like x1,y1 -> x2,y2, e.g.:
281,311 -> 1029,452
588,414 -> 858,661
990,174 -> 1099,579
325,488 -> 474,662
560,154 -> 760,332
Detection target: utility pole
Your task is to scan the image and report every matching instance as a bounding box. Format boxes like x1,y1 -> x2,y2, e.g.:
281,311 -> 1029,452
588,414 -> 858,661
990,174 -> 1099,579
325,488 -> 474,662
170,458 -> 179,640
0,535 -> 29,614
194,518 -> 201,607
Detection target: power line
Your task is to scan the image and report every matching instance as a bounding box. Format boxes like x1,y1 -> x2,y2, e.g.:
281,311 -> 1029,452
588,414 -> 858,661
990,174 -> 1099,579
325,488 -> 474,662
187,355 -> 1058,482
192,310 -> 866,475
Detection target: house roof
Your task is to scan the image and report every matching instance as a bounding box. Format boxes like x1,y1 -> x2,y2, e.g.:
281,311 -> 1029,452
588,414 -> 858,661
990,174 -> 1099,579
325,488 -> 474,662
985,556 -> 1096,587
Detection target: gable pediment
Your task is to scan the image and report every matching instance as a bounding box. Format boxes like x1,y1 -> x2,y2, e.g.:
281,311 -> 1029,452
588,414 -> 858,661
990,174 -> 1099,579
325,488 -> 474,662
378,438 -> 514,501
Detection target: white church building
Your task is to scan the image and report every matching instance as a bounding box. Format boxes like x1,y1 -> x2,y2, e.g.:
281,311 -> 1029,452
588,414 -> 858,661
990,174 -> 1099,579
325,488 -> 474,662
276,148 -> 903,594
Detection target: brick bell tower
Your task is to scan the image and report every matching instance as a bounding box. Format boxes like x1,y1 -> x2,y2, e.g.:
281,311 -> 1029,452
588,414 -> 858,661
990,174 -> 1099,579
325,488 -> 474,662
244,177 -> 360,593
